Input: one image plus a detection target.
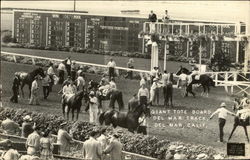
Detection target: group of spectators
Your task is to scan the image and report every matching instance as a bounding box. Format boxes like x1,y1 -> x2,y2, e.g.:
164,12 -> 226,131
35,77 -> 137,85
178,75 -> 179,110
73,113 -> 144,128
148,10 -> 170,33
0,115 -> 123,160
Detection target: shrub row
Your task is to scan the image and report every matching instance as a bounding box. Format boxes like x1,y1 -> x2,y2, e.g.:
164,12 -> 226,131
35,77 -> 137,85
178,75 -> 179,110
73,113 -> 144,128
1,43 -> 210,64
0,107 -> 223,159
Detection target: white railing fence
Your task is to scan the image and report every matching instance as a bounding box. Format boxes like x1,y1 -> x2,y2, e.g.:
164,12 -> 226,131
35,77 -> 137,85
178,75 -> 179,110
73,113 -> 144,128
1,51 -> 249,95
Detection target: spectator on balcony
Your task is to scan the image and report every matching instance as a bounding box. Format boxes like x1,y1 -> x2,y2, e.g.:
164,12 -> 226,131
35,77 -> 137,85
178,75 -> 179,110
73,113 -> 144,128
125,58 -> 134,79
162,10 -> 170,34
64,56 -> 72,77
162,10 -> 170,23
58,61 -> 67,84
107,58 -> 116,81
47,62 -> 56,92
148,10 -> 157,33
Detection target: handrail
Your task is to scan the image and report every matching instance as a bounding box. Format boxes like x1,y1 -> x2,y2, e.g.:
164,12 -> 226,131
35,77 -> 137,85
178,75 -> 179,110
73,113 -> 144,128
1,51 -> 151,74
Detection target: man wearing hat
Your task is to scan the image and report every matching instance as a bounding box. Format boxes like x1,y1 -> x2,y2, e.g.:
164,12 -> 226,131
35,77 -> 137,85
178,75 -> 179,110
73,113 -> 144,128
174,146 -> 187,159
165,145 -> 176,160
21,115 -> 33,138
64,56 -> 72,77
58,60 -> 67,84
71,60 -> 77,81
107,58 -> 116,81
103,133 -> 123,160
57,122 -> 73,155
29,76 -> 40,105
89,91 -> 99,124
83,130 -> 102,160
149,77 -> 159,106
209,102 -> 236,142
26,124 -> 40,156
47,62 -> 55,92
138,83 -> 149,106
10,72 -> 20,103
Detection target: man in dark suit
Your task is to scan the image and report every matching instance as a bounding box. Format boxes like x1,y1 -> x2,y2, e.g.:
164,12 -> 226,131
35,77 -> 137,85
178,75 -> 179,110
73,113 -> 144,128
83,130 -> 102,160
103,133 -> 123,160
148,10 -> 157,34
10,73 -> 20,103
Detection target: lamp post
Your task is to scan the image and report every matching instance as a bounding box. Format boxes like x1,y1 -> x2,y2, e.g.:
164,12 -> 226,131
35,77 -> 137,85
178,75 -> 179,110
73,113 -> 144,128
74,0 -> 76,12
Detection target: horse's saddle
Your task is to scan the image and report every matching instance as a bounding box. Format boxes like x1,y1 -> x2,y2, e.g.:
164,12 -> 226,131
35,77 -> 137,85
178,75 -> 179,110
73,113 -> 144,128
194,75 -> 200,80
16,72 -> 28,80
63,94 -> 75,102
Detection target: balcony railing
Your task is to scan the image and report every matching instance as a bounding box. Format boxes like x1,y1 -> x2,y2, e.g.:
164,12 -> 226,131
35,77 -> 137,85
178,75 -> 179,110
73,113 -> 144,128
143,22 -> 245,36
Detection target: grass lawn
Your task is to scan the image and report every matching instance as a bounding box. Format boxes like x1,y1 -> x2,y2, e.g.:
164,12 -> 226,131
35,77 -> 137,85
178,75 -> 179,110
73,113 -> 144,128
1,61 -> 248,154
1,47 -> 192,73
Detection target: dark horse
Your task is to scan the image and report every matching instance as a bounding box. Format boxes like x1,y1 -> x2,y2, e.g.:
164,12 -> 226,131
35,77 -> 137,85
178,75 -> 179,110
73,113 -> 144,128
228,109 -> 250,142
176,67 -> 215,97
15,67 -> 45,98
62,90 -> 84,121
99,104 -> 151,133
88,81 -> 124,111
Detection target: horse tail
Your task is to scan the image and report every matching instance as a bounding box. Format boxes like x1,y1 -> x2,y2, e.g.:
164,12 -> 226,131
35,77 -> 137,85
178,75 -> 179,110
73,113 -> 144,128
99,112 -> 105,125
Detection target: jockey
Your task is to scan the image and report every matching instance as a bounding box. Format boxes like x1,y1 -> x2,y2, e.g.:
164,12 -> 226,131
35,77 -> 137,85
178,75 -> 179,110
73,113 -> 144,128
239,93 -> 249,109
190,66 -> 200,81
109,78 -> 117,90
76,73 -> 85,91
236,108 -> 250,122
62,81 -> 76,101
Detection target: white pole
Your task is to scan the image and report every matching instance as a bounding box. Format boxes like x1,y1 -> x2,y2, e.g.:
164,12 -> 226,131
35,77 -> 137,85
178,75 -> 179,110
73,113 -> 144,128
236,40 -> 239,63
187,41 -> 189,57
244,1 -> 250,73
164,42 -> 167,71
199,42 -> 202,71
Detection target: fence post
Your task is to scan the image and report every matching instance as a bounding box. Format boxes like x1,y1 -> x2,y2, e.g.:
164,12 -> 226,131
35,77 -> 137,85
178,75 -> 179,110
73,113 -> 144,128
31,57 -> 36,65
224,72 -> 228,93
231,72 -> 237,94
13,55 -> 17,63
215,73 -> 218,86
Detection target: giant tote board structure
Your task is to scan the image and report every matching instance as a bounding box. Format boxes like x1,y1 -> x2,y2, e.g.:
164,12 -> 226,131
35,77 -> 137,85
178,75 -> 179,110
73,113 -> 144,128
12,9 -> 246,64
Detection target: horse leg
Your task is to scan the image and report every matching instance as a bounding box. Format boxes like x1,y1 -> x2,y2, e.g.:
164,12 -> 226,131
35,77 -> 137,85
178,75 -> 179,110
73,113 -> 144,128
21,83 -> 25,98
28,84 -> 32,99
62,103 -> 65,118
67,107 -> 70,120
206,86 -> 210,97
228,124 -> 238,141
76,108 -> 80,121
243,126 -> 249,142
72,108 -> 75,121
201,85 -> 205,96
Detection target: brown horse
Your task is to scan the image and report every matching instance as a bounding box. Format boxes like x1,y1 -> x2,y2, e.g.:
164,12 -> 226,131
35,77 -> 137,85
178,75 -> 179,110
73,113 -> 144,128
228,109 -> 250,142
16,67 -> 45,98
62,91 -> 84,121
99,103 -> 150,133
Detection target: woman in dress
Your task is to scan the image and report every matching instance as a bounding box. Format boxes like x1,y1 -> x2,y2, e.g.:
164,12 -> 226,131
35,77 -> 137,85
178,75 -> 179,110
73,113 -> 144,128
40,129 -> 54,160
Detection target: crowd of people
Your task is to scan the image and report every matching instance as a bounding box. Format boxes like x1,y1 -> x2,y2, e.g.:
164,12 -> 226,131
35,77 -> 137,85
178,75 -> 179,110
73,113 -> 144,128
0,115 -> 123,160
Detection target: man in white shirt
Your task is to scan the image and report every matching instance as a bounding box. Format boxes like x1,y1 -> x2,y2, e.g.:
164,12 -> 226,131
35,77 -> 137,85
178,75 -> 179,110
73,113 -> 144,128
178,71 -> 188,97
76,73 -> 85,91
83,130 -> 102,160
26,125 -> 40,156
58,61 -> 66,84
109,78 -> 117,90
29,76 -> 40,105
47,62 -> 55,92
138,84 -> 149,105
150,78 -> 159,106
209,102 -> 235,142
107,58 -> 116,81
89,91 -> 99,124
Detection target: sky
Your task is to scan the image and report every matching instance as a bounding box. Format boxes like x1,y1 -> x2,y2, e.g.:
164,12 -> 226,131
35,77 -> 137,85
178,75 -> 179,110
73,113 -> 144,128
1,1 -> 249,23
